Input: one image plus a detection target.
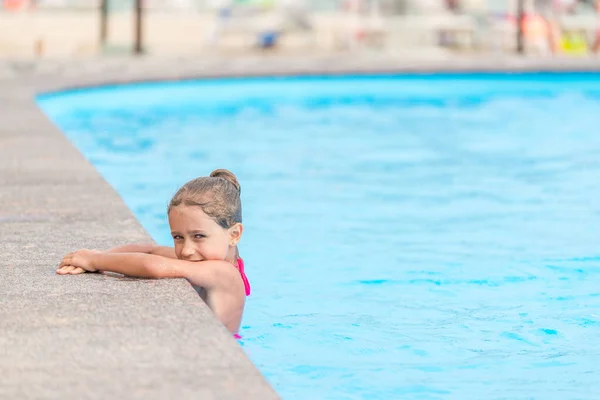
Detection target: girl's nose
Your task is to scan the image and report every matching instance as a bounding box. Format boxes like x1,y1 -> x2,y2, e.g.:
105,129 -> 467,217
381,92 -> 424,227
181,242 -> 195,258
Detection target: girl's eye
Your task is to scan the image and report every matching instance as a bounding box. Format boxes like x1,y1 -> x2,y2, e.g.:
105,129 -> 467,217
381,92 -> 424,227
194,234 -> 205,239
173,235 -> 183,240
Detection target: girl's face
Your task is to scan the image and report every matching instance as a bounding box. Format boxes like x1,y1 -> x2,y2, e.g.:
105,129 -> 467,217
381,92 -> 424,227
168,205 -> 242,263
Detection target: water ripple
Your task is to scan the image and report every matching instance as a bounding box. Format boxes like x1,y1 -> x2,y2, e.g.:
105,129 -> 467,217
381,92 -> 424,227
38,74 -> 600,400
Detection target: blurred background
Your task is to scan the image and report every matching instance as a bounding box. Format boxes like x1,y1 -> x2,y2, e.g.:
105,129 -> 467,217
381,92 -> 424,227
1,0 -> 599,59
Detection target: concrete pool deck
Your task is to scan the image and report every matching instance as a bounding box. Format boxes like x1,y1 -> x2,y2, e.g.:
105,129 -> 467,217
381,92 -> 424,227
1,53 -> 599,399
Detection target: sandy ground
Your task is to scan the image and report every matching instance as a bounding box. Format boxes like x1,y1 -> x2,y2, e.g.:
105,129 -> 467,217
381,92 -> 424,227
1,8 -> 598,60
0,9 -> 495,59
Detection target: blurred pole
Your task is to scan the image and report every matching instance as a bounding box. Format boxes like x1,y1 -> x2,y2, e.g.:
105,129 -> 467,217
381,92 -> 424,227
100,0 -> 108,48
595,0 -> 600,53
516,0 -> 525,54
134,0 -> 144,54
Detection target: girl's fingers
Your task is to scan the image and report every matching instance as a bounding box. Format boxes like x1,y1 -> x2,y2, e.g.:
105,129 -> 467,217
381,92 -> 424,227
57,265 -> 86,275
60,266 -> 76,274
56,266 -> 70,275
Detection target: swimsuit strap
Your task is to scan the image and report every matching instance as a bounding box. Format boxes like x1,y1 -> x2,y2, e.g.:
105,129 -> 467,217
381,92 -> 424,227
237,257 -> 251,296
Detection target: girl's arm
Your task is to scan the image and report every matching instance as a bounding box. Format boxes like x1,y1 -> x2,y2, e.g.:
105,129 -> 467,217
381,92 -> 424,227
105,243 -> 177,259
57,250 -> 219,289
57,251 -> 245,333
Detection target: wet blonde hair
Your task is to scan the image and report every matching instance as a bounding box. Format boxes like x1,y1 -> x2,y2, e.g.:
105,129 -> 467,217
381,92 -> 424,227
168,169 -> 242,228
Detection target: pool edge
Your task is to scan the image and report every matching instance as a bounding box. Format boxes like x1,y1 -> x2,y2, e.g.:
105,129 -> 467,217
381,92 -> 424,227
0,57 -> 283,400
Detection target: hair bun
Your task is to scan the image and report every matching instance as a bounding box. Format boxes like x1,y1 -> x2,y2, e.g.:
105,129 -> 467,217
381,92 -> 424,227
210,169 -> 241,192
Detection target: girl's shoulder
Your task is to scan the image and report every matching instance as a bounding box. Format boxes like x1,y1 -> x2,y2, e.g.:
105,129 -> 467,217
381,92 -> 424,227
182,259 -> 245,293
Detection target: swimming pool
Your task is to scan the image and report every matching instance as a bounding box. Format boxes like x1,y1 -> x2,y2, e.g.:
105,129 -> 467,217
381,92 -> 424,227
38,73 -> 600,399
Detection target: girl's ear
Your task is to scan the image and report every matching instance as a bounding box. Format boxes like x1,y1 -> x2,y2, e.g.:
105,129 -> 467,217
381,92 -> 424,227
228,223 -> 243,246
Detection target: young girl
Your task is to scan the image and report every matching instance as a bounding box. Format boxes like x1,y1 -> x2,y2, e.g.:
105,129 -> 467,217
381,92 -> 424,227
57,169 -> 251,335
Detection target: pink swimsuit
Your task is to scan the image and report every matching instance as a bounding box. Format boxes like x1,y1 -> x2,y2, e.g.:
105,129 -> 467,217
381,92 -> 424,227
237,257 -> 251,296
234,258 -> 250,340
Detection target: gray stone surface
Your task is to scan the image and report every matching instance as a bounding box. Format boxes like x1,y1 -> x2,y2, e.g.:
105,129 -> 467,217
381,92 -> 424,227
1,53 -> 600,400
2,54 -> 600,89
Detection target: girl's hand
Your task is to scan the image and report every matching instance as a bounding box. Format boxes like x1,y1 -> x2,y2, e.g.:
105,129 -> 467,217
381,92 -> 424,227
57,249 -> 101,275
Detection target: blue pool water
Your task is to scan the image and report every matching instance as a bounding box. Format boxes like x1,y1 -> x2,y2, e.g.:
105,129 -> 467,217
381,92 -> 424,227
38,74 -> 600,399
